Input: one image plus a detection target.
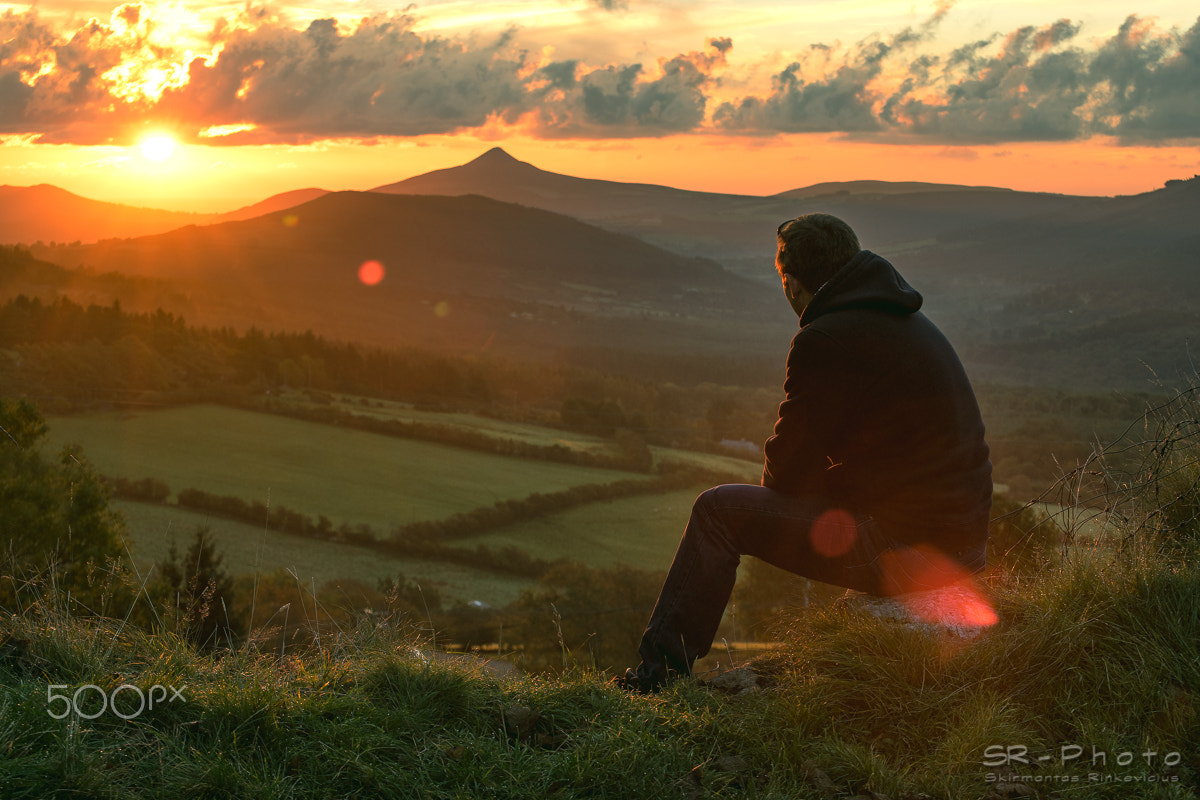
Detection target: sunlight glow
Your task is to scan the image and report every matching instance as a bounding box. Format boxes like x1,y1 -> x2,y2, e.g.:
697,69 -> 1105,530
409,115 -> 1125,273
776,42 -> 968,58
140,135 -> 177,162
199,124 -> 260,139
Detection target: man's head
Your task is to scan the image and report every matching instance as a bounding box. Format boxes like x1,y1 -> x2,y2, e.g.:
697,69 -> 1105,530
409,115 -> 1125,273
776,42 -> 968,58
775,213 -> 861,296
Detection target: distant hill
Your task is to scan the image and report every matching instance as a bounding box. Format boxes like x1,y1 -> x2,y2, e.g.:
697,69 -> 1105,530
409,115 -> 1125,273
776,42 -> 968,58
371,149 -> 1200,390
13,151 -> 1200,391
372,147 -> 754,220
0,185 -> 213,246
218,188 -> 330,221
371,148 -> 1107,274
0,185 -> 332,246
34,191 -> 786,360
773,180 -> 1012,199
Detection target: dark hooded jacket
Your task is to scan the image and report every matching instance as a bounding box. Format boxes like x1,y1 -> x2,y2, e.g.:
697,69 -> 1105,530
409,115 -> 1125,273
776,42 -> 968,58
762,250 -> 992,555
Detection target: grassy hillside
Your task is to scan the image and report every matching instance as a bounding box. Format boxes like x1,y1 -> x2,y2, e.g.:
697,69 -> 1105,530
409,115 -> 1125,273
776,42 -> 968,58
2,545 -> 1196,799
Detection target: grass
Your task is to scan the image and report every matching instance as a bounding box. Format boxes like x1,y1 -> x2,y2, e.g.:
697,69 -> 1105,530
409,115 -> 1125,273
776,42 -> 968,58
114,500 -> 535,607
454,489 -> 702,570
10,389 -> 1197,797
44,405 -> 650,532
2,544 -> 1197,799
48,403 -> 758,606
319,393 -> 616,455
314,391 -> 763,478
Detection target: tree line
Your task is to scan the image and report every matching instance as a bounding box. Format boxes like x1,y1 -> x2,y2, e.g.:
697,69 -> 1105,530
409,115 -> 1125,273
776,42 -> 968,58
0,293 -> 778,452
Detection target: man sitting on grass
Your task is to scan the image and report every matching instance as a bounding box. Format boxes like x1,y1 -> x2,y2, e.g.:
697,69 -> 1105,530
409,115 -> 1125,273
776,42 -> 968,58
615,213 -> 993,692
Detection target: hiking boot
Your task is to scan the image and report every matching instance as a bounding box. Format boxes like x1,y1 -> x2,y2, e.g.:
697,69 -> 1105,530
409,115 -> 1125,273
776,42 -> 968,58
609,667 -> 663,694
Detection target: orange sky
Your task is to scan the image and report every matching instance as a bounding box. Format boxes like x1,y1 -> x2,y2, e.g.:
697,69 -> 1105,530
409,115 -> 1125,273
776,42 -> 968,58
2,1 -> 1198,211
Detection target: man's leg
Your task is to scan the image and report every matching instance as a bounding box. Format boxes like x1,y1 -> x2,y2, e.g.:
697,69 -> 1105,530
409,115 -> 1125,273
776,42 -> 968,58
627,484 -> 886,689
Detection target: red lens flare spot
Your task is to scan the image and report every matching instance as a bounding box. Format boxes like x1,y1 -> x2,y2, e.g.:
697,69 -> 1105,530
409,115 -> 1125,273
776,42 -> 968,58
810,508 -> 858,557
881,545 -> 998,628
358,260 -> 385,286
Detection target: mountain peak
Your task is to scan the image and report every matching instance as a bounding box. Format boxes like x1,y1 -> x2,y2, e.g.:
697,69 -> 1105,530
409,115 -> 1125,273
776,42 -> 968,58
469,147 -> 521,166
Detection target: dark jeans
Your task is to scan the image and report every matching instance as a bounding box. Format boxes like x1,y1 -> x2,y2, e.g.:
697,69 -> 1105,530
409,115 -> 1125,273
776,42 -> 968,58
633,484 -> 986,684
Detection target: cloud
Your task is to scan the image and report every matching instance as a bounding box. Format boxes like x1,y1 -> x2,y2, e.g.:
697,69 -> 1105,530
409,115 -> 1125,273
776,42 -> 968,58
2,4 -> 1199,145
155,15 -> 533,141
526,37 -> 730,137
717,11 -> 1200,144
1088,16 -> 1200,142
880,19 -> 1093,142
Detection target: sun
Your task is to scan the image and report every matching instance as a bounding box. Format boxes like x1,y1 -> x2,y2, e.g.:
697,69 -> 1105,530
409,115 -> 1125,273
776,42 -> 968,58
139,134 -> 177,162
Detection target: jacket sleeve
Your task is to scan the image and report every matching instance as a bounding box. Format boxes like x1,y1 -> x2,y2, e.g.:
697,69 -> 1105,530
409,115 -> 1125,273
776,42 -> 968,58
761,328 -> 852,493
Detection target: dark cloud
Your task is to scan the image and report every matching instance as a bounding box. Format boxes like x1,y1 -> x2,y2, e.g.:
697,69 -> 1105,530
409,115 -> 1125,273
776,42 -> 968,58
1089,16 -> 1200,142
882,20 -> 1093,142
526,36 -> 729,137
1,11 -> 120,134
713,8 -> 947,134
156,15 -> 533,140
2,6 -> 1199,145
718,12 -> 1200,143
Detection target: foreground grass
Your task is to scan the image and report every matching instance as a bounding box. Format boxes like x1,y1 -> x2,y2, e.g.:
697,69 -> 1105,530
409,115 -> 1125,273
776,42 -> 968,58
3,548 -> 1197,799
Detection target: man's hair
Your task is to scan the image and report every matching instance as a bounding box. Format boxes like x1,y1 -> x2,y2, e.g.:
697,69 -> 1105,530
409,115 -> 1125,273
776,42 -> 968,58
776,213 -> 861,293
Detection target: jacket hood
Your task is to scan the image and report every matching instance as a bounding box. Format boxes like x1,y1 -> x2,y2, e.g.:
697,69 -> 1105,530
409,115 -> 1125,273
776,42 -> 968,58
799,249 -> 922,326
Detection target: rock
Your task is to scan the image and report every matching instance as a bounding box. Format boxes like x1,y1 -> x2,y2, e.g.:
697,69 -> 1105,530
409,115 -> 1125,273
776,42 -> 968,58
838,583 -> 998,639
702,666 -> 766,695
502,705 -> 539,739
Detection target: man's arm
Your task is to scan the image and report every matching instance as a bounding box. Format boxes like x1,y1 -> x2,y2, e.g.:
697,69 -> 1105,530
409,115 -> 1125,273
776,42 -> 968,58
761,328 -> 855,493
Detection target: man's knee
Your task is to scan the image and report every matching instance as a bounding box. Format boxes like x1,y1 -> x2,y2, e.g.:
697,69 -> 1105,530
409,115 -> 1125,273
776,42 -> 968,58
693,485 -> 722,515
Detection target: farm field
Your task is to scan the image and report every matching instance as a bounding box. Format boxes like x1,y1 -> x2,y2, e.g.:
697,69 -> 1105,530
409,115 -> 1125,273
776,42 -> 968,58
45,405 -> 650,532
115,500 -> 534,605
454,488 -> 703,570
318,394 -> 614,455
299,392 -> 765,477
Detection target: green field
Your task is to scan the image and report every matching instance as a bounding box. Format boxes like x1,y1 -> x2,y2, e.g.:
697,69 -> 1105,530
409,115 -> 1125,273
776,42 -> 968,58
115,501 -> 535,606
45,405 -> 649,531
455,489 -> 703,571
319,393 -> 615,455
46,404 -> 762,605
309,392 -> 765,477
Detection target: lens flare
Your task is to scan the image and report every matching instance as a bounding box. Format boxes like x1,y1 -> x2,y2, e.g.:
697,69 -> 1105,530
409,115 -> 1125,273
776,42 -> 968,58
809,508 -> 858,557
881,545 -> 998,629
358,260 -> 385,286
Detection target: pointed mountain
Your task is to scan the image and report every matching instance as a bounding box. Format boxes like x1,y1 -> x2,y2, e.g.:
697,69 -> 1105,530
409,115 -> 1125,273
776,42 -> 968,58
371,149 -> 1109,279
373,147 -> 752,221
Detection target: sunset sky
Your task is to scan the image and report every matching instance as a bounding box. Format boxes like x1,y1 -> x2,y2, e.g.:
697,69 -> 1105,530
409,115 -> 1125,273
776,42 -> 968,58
2,0 -> 1198,211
